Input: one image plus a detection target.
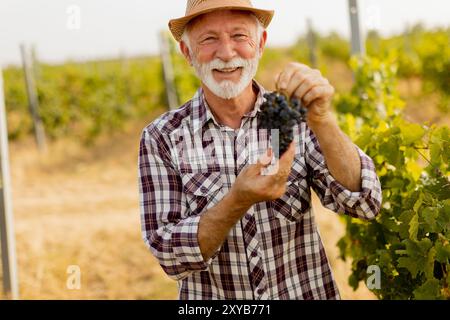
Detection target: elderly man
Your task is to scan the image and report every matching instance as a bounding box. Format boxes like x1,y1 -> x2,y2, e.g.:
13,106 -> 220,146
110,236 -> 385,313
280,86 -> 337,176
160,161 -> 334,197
138,0 -> 381,300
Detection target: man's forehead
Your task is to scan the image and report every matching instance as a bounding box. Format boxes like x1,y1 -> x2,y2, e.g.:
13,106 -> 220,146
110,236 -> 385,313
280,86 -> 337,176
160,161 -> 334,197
188,9 -> 256,33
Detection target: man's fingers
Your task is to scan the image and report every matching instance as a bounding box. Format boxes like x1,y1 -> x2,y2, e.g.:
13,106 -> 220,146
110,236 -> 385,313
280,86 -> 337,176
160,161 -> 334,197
259,148 -> 273,166
277,63 -> 309,93
303,85 -> 334,106
284,68 -> 317,99
247,149 -> 273,175
294,76 -> 328,102
284,72 -> 303,99
275,72 -> 282,91
277,70 -> 295,94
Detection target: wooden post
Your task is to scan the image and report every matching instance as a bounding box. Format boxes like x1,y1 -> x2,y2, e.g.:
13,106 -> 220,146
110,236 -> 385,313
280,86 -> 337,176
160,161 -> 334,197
306,18 -> 318,68
348,0 -> 366,55
0,67 -> 20,300
20,44 -> 46,152
159,31 -> 179,111
30,45 -> 41,80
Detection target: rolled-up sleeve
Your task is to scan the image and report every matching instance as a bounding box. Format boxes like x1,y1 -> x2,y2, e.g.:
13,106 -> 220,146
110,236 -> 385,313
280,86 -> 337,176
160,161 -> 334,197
138,125 -> 214,281
304,126 -> 382,221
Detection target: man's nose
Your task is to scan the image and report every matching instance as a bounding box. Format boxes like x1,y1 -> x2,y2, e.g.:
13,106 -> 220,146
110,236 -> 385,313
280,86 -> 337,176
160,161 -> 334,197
215,37 -> 237,62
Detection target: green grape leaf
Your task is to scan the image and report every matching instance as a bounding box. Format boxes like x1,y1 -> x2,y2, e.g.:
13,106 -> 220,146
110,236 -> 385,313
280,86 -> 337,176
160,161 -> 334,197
349,273 -> 360,291
421,207 -> 439,232
398,257 -> 420,278
413,279 -> 441,300
437,200 -> 450,231
409,213 -> 419,241
430,143 -> 442,166
398,239 -> 433,278
416,238 -> 433,253
379,138 -> 403,167
399,210 -> 415,238
435,242 -> 450,263
400,122 -> 426,145
413,193 -> 423,213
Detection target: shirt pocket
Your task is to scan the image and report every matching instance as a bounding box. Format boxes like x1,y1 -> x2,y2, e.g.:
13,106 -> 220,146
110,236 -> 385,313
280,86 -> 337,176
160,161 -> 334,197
181,171 -> 224,217
270,157 -> 311,223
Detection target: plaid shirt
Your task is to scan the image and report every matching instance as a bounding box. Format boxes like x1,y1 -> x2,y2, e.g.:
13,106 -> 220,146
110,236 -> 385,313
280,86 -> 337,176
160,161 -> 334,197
138,81 -> 382,300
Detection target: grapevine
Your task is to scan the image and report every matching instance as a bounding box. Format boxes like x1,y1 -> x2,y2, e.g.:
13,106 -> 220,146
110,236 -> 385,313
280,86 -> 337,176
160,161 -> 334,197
336,56 -> 450,300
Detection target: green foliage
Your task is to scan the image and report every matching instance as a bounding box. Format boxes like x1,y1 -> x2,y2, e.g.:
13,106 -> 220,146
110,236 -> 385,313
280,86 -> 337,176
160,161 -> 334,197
3,57 -> 164,144
322,26 -> 449,111
336,56 -> 450,300
366,26 -> 450,112
168,38 -> 200,105
318,32 -> 351,62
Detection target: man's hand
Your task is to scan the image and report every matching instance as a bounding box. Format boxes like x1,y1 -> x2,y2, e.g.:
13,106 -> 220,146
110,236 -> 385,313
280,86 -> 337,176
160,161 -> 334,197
275,62 -> 362,193
230,142 -> 296,208
276,62 -> 335,126
197,142 -> 296,260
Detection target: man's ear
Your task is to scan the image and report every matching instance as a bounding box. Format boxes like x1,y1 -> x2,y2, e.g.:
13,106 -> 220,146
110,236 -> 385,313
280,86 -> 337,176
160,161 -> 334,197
259,30 -> 268,56
180,41 -> 193,66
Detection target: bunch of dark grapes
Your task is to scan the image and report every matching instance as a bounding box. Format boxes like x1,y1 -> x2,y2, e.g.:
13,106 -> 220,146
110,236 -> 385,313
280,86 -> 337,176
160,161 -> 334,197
258,92 -> 308,155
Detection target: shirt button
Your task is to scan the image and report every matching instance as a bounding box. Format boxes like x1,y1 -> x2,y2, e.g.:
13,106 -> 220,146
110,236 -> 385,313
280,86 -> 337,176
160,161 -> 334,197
257,287 -> 266,295
251,251 -> 258,258
245,214 -> 252,220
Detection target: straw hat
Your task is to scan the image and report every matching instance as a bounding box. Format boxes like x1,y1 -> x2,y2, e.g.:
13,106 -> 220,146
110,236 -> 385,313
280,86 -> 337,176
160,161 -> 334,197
168,0 -> 274,41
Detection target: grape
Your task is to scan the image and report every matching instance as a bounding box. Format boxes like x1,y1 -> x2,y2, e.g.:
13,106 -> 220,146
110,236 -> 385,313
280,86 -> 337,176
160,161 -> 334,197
258,92 -> 308,155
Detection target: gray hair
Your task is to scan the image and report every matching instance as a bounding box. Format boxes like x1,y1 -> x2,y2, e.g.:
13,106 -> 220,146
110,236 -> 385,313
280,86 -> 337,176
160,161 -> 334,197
181,13 -> 265,53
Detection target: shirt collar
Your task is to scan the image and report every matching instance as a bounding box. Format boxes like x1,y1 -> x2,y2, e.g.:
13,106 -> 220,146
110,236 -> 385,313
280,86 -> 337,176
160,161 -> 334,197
191,80 -> 267,135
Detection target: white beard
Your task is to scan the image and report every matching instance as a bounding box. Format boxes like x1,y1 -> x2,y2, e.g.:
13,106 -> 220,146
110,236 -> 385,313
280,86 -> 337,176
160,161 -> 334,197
191,53 -> 261,100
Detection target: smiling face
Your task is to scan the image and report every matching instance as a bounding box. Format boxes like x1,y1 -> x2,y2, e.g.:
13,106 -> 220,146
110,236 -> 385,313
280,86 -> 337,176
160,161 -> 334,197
180,10 -> 267,99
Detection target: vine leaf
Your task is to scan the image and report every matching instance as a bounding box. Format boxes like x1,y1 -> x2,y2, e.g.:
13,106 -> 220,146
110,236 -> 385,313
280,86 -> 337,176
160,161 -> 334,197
413,279 -> 441,300
409,213 -> 419,241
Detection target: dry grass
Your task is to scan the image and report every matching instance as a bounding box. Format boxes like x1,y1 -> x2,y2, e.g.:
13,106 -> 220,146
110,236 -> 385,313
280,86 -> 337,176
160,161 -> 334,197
0,106 -> 376,300
3,108 -> 178,300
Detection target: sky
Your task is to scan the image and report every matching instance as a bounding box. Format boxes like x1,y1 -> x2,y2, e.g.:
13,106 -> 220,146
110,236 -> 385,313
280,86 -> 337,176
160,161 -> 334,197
0,0 -> 449,66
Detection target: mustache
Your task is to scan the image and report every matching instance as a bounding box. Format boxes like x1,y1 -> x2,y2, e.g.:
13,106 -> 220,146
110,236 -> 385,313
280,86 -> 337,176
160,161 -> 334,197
191,53 -> 260,100
204,57 -> 250,71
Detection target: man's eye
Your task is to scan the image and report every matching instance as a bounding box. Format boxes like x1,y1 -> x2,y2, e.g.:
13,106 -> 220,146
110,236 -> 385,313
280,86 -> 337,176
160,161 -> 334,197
233,34 -> 247,39
202,37 -> 216,42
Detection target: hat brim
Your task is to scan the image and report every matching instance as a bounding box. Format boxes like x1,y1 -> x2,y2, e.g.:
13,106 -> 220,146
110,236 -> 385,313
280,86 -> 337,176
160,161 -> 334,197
169,6 -> 274,42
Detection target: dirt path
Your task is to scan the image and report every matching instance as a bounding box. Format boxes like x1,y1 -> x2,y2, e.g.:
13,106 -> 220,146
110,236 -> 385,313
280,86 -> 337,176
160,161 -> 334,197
2,111 -> 374,299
